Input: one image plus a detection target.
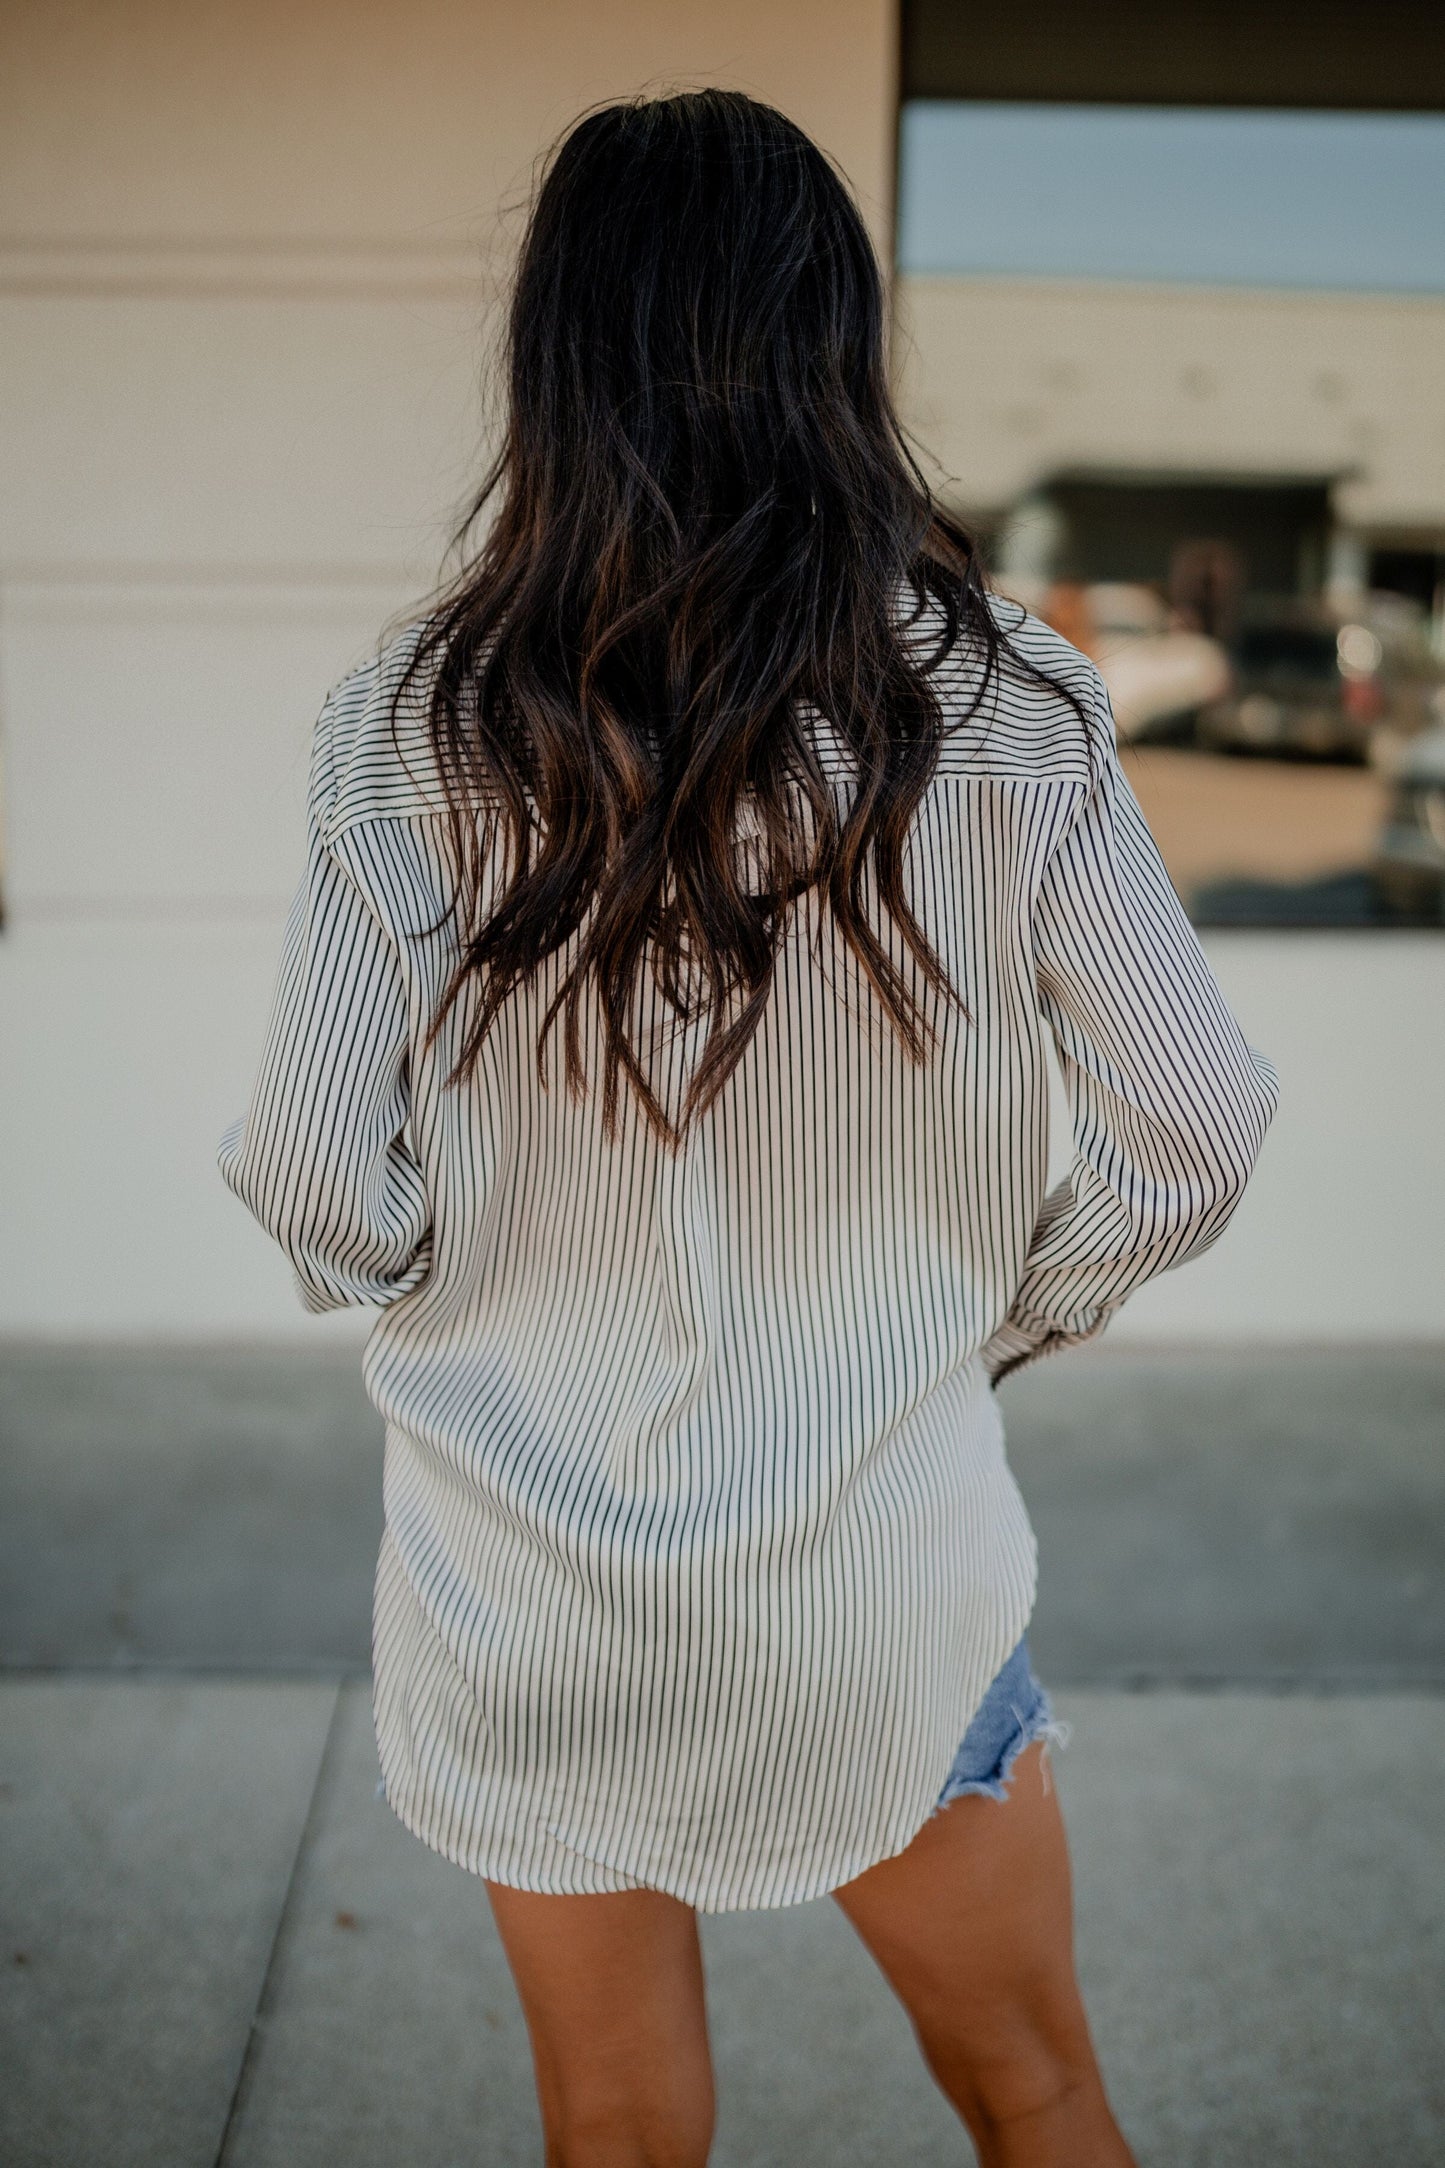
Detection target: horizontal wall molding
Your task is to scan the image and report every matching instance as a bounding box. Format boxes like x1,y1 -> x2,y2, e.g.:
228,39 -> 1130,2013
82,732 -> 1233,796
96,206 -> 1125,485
0,237 -> 505,302
1,564 -> 437,621
8,899 -> 293,928
10,245 -> 1443,314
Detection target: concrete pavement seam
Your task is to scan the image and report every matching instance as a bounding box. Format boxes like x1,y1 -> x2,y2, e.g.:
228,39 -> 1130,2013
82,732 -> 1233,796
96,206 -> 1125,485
211,1679 -> 348,2168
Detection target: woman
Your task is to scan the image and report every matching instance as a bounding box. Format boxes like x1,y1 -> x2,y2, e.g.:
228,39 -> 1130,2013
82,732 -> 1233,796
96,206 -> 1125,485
220,90 -> 1277,2168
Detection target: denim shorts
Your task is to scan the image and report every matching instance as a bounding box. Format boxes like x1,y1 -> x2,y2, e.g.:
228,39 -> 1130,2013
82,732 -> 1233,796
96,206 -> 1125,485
934,1636 -> 1066,1807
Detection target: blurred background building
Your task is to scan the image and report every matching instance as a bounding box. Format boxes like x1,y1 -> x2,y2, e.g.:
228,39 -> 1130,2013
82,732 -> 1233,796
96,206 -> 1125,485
1,0 -> 1442,1344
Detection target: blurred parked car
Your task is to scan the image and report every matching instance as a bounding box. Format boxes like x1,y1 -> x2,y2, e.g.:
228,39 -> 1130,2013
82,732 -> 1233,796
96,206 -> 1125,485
1373,724 -> 1445,921
1042,581 -> 1231,741
1197,598 -> 1442,763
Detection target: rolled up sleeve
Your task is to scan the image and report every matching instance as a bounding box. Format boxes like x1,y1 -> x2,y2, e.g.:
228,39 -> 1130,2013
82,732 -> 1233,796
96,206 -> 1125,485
218,695 -> 433,1313
982,677 -> 1279,1383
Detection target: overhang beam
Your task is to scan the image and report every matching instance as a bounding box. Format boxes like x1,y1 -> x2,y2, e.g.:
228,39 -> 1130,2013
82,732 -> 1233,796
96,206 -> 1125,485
903,0 -> 1445,111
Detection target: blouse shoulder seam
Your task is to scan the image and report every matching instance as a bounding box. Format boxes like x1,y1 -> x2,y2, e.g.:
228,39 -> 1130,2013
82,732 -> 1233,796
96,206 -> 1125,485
320,800 -> 453,849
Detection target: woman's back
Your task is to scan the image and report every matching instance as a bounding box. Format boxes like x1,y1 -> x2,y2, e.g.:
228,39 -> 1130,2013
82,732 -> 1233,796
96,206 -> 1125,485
219,95 -> 1275,2162
220,596 -> 1276,1908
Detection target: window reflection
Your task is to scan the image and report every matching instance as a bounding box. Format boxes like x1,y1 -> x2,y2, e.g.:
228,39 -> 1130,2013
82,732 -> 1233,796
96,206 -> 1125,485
897,104 -> 1445,926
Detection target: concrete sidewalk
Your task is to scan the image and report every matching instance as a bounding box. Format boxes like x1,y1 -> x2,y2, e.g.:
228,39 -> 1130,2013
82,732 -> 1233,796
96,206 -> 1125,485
3,1347 -> 1444,2165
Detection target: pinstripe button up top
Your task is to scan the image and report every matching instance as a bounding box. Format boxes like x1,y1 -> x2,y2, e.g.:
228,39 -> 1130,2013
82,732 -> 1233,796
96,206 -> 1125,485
219,605 -> 1278,1910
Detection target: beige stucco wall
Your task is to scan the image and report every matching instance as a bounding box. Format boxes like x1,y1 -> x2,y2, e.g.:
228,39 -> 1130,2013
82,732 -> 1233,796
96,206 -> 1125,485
0,0 -> 897,257
0,0 -> 896,1337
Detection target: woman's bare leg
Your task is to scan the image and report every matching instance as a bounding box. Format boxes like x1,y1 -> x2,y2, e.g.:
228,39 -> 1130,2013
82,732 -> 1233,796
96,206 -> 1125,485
832,1743 -> 1135,2168
485,1883 -> 714,2168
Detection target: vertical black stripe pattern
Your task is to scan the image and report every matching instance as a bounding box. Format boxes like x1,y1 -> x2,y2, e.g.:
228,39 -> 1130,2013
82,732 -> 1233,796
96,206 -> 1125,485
219,606 -> 1279,1911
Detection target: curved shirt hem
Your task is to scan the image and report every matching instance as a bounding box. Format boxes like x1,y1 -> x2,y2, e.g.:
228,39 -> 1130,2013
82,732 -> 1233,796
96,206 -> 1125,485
370,1596 -> 1037,1915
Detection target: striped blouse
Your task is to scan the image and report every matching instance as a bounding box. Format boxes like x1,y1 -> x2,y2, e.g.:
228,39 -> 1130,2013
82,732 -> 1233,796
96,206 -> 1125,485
219,603 -> 1278,1912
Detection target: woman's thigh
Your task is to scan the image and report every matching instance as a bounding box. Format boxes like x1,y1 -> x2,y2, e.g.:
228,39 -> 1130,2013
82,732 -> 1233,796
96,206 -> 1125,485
486,1882 -> 714,2166
832,1744 -> 1132,2160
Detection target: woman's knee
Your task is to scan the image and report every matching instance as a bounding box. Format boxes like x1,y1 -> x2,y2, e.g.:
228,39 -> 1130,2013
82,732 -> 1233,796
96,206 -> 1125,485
913,1968 -> 1098,2134
542,2085 -> 714,2168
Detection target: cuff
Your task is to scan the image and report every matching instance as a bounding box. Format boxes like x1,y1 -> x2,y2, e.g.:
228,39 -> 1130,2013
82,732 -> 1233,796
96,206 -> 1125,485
980,1300 -> 1122,1386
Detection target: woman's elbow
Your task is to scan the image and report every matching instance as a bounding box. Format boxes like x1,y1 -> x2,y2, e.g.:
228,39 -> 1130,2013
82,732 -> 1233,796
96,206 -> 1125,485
220,1152 -> 430,1314
1179,1066 -> 1278,1239
1218,1049 -> 1280,1197
287,1229 -> 432,1313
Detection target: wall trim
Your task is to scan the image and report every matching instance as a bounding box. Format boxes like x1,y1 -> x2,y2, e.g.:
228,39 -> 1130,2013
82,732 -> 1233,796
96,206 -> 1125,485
0,237 -> 504,302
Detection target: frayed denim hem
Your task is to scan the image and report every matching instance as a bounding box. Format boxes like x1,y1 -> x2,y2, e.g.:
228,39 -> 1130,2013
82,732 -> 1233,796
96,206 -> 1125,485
935,1691 -> 1072,1808
930,1637 -> 1072,1816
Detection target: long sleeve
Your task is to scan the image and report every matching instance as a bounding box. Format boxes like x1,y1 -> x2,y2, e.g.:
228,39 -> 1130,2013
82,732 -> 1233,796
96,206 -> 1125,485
981,676 -> 1279,1383
218,692 -> 433,1313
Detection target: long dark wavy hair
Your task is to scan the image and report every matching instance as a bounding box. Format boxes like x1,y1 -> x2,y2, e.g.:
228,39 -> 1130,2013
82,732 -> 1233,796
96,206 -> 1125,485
396,88 -> 1061,1149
